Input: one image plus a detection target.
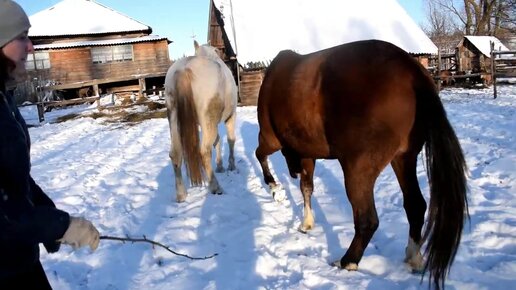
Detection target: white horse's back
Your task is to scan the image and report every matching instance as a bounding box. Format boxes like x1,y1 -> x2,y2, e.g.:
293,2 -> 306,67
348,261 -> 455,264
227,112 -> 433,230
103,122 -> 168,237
164,41 -> 238,202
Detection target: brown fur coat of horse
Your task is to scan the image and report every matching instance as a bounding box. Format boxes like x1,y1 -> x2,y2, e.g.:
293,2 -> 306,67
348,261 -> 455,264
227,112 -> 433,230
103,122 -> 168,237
255,40 -> 468,289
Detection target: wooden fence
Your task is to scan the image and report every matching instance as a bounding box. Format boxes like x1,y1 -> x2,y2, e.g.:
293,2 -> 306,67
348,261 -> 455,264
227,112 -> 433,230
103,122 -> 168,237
491,50 -> 516,98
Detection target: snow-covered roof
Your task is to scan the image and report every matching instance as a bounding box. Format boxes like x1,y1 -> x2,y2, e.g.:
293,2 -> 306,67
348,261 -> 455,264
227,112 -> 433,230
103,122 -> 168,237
28,0 -> 151,37
462,36 -> 509,57
213,0 -> 437,64
33,35 -> 168,50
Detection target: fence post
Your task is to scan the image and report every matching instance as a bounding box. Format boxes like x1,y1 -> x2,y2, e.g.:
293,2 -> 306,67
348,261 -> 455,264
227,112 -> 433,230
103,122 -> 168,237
437,48 -> 442,91
36,102 -> 45,122
490,41 -> 497,99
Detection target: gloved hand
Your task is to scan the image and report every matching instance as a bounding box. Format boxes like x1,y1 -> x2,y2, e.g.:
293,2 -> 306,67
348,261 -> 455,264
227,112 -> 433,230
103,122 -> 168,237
58,216 -> 100,251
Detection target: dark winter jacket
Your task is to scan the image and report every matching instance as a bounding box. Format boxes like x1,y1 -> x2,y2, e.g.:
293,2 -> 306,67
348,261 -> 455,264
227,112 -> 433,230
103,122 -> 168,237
0,90 -> 70,279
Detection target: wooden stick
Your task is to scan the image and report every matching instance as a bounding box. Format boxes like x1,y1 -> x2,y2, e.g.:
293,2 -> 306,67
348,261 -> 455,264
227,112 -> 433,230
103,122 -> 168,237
100,235 -> 218,260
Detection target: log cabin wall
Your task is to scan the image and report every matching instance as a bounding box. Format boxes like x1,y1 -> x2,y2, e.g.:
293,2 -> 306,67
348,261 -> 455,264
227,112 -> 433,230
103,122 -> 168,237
32,40 -> 171,85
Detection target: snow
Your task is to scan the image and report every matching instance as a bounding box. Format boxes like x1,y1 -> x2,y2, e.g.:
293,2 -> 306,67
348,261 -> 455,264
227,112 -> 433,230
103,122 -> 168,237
19,85 -> 516,289
33,35 -> 168,50
463,36 -> 510,57
28,0 -> 149,37
213,0 -> 438,64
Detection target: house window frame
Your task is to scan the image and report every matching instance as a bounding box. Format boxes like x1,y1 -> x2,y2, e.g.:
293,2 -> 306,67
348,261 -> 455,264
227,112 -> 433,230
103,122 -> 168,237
26,51 -> 51,70
91,45 -> 134,64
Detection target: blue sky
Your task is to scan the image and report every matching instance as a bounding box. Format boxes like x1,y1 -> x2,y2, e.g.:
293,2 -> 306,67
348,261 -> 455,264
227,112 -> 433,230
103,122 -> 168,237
17,0 -> 426,60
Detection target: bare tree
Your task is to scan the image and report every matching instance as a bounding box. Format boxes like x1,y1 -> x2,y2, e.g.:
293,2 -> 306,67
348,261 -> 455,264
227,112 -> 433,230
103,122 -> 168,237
427,0 -> 515,36
424,1 -> 463,51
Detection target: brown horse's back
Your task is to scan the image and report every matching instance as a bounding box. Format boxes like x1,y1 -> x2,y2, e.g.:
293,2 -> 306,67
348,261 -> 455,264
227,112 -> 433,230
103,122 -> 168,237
258,40 -> 431,160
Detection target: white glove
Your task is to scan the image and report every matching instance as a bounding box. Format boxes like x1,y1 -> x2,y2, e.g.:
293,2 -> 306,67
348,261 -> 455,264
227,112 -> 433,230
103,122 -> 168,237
59,216 -> 100,251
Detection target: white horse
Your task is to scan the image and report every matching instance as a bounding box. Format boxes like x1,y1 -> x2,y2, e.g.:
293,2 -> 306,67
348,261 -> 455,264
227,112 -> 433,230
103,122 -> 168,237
164,40 -> 238,202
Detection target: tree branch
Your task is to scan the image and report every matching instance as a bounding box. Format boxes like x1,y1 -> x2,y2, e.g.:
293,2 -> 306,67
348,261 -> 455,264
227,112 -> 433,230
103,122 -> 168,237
100,235 -> 218,260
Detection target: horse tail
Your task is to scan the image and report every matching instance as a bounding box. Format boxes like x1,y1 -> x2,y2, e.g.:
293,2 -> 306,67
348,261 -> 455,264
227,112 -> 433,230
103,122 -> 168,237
417,75 -> 468,290
174,68 -> 204,186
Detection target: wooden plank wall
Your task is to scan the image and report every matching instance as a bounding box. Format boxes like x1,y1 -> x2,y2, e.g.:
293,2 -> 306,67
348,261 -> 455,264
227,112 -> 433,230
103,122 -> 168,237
43,40 -> 171,85
239,70 -> 264,106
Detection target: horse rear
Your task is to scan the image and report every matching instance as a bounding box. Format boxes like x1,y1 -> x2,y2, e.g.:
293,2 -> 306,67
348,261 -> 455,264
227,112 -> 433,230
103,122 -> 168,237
256,40 -> 468,289
165,41 -> 238,202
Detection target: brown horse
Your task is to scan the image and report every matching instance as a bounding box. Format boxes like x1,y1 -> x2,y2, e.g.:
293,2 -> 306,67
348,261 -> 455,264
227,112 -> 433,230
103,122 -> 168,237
255,40 -> 468,289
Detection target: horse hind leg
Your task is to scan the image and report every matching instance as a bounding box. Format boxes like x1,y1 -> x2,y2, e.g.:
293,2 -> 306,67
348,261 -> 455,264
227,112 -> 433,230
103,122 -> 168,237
298,158 -> 316,233
213,133 -> 224,173
201,122 -> 222,194
335,155 -> 382,271
255,130 -> 285,201
282,147 -> 302,178
391,152 -> 427,273
224,112 -> 237,171
169,120 -> 187,202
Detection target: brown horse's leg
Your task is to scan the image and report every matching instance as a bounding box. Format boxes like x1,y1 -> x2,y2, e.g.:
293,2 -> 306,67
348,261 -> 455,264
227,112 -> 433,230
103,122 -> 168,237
255,131 -> 281,187
391,152 -> 427,272
256,130 -> 286,201
281,147 -> 302,178
337,156 -> 381,270
299,158 -> 316,233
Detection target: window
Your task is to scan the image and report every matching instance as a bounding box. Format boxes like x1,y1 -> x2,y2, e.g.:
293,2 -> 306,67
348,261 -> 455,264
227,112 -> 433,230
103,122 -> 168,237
26,51 -> 51,70
91,45 -> 133,64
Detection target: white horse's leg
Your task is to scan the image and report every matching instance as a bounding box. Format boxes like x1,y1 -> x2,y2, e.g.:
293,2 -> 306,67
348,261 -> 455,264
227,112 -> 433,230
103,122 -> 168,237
405,237 -> 424,273
170,122 -> 187,202
214,133 -> 224,173
225,112 -> 236,171
200,122 -> 222,194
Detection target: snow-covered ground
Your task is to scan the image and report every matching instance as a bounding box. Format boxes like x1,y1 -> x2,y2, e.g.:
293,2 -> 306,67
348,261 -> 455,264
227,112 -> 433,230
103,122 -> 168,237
20,85 -> 515,290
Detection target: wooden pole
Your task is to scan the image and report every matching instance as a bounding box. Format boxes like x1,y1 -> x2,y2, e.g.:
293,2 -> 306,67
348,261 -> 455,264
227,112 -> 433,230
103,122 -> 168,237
437,48 -> 442,91
138,78 -> 147,100
36,102 -> 45,122
490,41 -> 497,99
93,84 -> 100,108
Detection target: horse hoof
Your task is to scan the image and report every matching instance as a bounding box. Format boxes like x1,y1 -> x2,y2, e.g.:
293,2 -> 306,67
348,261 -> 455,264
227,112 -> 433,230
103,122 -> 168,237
227,164 -> 236,171
297,224 -> 313,233
215,166 -> 225,173
176,194 -> 187,203
332,260 -> 342,268
270,184 -> 286,202
405,258 -> 425,274
332,260 -> 358,271
211,189 -> 223,195
344,263 -> 358,271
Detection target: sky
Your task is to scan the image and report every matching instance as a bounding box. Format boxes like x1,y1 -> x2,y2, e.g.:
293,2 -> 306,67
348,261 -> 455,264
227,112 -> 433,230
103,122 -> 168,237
18,84 -> 516,289
16,0 -> 427,60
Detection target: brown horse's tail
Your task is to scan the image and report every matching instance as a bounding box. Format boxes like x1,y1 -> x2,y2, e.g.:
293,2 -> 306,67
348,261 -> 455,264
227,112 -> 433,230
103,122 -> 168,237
174,69 -> 204,186
417,78 -> 468,290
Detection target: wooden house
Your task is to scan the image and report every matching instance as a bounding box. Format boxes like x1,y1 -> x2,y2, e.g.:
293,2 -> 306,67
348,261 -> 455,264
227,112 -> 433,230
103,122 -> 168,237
208,0 -> 438,106
456,36 -> 509,73
25,0 -> 171,102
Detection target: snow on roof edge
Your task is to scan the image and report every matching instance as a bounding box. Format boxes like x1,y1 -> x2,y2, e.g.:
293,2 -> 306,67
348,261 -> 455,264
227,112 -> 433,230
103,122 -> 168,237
33,35 -> 170,50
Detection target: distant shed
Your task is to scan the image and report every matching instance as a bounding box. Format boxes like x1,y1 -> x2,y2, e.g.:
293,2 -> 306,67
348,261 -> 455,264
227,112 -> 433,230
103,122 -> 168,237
456,35 -> 510,73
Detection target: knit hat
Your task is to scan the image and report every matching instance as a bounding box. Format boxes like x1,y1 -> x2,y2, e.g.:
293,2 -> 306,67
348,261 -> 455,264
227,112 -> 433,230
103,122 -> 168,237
0,0 -> 31,48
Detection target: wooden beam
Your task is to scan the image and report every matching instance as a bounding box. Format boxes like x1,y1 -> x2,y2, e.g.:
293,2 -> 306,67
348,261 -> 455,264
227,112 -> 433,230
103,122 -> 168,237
47,72 -> 167,91
44,96 -> 100,108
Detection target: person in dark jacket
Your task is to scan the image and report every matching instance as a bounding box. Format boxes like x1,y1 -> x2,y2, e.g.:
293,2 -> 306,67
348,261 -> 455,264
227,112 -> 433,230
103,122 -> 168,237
0,1 -> 101,289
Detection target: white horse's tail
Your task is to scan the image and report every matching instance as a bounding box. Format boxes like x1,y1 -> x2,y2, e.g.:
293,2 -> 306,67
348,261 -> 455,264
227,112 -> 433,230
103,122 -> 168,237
174,68 -> 204,186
